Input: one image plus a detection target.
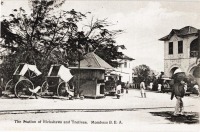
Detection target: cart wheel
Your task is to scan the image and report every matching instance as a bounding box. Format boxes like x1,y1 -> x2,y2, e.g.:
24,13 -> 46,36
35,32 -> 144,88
57,82 -> 69,97
14,79 -> 34,99
5,79 -> 15,93
38,81 -> 48,97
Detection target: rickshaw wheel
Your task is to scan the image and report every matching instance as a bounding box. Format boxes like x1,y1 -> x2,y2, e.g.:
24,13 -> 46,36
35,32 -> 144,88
38,81 -> 48,97
5,79 -> 14,93
57,82 -> 69,97
14,79 -> 34,99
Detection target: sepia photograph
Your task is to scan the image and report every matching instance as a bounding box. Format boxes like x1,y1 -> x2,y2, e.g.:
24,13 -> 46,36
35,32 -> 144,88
0,0 -> 200,131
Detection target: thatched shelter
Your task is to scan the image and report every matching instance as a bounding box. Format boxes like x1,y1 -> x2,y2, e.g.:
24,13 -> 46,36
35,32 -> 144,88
69,52 -> 113,98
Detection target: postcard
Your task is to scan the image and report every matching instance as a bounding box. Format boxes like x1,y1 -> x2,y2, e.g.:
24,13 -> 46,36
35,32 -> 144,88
0,0 -> 199,131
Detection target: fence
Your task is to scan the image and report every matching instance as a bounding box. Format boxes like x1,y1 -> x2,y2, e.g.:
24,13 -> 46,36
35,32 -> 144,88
131,83 -> 140,89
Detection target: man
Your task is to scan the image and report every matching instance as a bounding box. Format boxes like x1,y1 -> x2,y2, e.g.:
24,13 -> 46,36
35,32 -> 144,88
171,69 -> 186,116
140,79 -> 146,98
125,81 -> 129,94
116,80 -> 122,99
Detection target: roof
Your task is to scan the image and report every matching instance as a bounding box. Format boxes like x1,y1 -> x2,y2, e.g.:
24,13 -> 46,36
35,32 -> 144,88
118,55 -> 135,60
70,52 -> 114,70
159,26 -> 199,41
14,63 -> 42,76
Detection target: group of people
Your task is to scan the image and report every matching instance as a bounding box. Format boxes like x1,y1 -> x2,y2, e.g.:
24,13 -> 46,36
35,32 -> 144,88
105,76 -> 130,99
139,70 -> 199,116
116,81 -> 130,96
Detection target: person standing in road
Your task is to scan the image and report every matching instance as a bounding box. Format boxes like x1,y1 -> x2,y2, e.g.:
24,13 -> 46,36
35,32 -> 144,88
116,80 -> 122,99
171,80 -> 185,115
125,81 -> 129,94
158,83 -> 162,93
0,77 -> 3,96
171,69 -> 186,116
140,79 -> 146,98
149,81 -> 153,90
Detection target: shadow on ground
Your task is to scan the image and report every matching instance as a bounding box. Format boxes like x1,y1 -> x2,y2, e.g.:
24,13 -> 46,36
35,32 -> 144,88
150,111 -> 199,124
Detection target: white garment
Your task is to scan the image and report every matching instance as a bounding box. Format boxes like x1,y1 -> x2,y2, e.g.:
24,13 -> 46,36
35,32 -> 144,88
158,84 -> 162,91
141,89 -> 145,94
193,84 -> 199,90
140,82 -> 146,94
184,84 -> 187,92
140,82 -> 146,89
193,84 -> 200,95
29,86 -> 41,93
149,82 -> 153,89
116,85 -> 121,94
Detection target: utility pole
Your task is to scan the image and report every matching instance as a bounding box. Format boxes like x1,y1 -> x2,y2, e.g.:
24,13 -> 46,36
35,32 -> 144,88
77,48 -> 80,98
198,30 -> 200,63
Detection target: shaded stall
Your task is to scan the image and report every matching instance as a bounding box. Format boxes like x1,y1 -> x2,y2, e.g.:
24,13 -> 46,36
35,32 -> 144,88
69,52 -> 113,98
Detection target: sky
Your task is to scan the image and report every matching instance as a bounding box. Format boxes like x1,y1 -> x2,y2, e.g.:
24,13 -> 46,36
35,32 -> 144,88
1,0 -> 200,72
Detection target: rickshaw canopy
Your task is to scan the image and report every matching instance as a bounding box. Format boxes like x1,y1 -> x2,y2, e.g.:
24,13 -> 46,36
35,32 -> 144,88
14,63 -> 42,76
48,65 -> 73,82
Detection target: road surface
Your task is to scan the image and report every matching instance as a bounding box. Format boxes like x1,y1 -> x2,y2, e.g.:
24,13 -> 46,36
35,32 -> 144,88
0,89 -> 199,131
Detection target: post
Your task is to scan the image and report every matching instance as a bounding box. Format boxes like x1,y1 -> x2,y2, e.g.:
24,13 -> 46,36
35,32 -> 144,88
77,51 -> 81,98
198,30 -> 200,60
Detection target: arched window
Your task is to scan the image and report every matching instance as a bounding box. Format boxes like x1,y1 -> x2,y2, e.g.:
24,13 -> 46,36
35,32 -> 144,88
190,38 -> 198,57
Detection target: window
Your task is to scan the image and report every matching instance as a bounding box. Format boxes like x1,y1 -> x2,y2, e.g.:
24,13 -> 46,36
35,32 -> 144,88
169,42 -> 173,54
190,38 -> 198,57
124,62 -> 127,68
178,41 -> 183,54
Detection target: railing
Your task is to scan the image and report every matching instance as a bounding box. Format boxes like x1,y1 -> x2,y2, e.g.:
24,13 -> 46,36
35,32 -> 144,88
190,51 -> 199,57
131,83 -> 140,89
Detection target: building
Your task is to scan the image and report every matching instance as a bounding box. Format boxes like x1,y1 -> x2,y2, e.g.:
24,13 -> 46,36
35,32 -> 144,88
159,26 -> 200,78
113,55 -> 134,83
69,52 -> 114,98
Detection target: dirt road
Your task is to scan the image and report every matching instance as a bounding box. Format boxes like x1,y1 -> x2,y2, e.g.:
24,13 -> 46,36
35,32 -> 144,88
0,89 -> 199,131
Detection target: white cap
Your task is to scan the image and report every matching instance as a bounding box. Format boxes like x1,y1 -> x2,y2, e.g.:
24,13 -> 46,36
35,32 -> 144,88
174,68 -> 182,74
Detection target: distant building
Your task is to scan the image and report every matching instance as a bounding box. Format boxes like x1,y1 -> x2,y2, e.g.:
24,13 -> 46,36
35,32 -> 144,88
159,26 -> 199,78
113,55 -> 134,83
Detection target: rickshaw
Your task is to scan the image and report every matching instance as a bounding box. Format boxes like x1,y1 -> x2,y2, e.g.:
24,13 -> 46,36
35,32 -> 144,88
105,74 -> 122,97
160,77 -> 172,93
4,63 -> 42,99
105,77 -> 116,96
39,64 -> 73,98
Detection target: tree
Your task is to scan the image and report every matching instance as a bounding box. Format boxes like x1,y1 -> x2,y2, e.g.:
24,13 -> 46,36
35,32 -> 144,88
133,64 -> 151,83
0,0 -> 124,81
1,0 -> 67,82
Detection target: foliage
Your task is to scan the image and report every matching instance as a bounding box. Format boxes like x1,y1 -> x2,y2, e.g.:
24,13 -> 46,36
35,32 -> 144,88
133,64 -> 151,83
0,0 -> 124,84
